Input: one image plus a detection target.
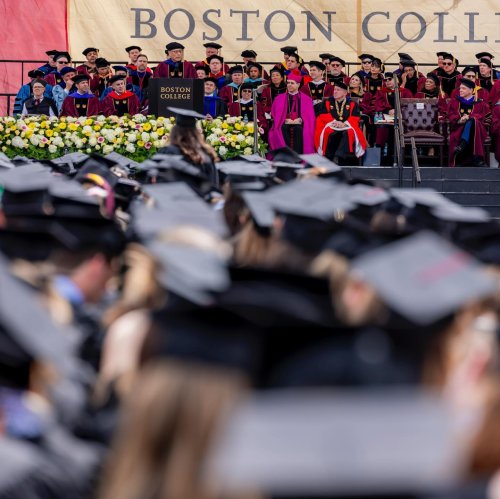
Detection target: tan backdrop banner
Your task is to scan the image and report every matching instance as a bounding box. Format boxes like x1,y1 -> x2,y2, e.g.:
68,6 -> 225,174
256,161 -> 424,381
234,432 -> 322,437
68,0 -> 499,67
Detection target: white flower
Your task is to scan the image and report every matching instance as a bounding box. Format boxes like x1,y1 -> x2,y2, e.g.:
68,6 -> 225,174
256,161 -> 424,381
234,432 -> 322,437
96,115 -> 106,122
126,143 -> 136,153
102,144 -> 114,154
89,137 -> 97,146
237,134 -> 246,142
243,147 -> 252,155
75,139 -> 84,149
52,136 -> 63,146
218,146 -> 228,157
29,135 -> 40,146
246,136 -> 254,146
141,132 -> 150,142
11,136 -> 26,148
150,132 -> 158,140
48,144 -> 57,153
132,114 -> 146,123
86,148 -> 92,153
127,133 -> 137,143
82,125 -> 92,134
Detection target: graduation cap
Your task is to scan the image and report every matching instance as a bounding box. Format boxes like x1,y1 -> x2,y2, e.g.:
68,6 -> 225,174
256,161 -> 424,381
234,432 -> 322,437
204,77 -> 219,85
269,65 -> 285,76
82,47 -> 98,56
398,52 -> 413,62
208,389 -> 463,497
195,64 -> 209,75
148,239 -> 230,306
112,65 -> 129,73
108,74 -> 127,85
241,191 -> 275,233
425,72 -> 440,86
203,42 -> 222,49
165,42 -> 185,52
460,78 -> 475,90
476,51 -> 494,60
298,154 -> 343,178
207,54 -> 224,64
167,106 -> 205,128
461,66 -> 477,76
45,49 -> 58,56
241,50 -> 257,58
228,65 -> 244,75
27,69 -> 45,79
281,46 -> 298,55
351,231 -> 497,326
267,146 -> 302,164
53,51 -> 71,62
247,62 -> 262,71
442,53 -> 456,62
319,53 -> 335,61
436,51 -> 448,58
95,57 -> 109,68
73,74 -> 90,84
330,56 -> 345,66
401,60 -> 416,69
59,66 -> 76,77
125,45 -> 142,52
0,254 -> 77,388
358,53 -> 374,62
479,57 -> 493,68
308,60 -> 326,71
216,160 -> 275,190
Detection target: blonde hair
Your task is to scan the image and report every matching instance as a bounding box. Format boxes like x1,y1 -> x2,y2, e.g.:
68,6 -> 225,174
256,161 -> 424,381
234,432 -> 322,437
98,360 -> 247,499
169,125 -> 218,166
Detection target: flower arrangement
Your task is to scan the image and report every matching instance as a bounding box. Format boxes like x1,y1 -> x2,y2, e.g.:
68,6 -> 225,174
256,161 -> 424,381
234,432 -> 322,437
0,114 -> 174,162
203,116 -> 267,159
0,114 -> 267,162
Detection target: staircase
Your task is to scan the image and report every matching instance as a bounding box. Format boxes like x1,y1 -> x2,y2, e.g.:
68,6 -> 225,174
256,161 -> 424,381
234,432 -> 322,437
343,167 -> 500,217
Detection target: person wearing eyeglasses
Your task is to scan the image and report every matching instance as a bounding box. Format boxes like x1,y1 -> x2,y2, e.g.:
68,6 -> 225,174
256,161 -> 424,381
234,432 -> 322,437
450,67 -> 490,102
153,42 -> 196,79
44,52 -> 72,87
228,82 -> 267,135
436,53 -> 460,97
431,52 -> 448,74
352,54 -> 374,80
36,49 -> 59,76
13,69 -> 54,115
327,57 -> 349,87
21,79 -> 58,116
399,61 -> 426,96
448,78 -> 489,166
477,58 -> 498,93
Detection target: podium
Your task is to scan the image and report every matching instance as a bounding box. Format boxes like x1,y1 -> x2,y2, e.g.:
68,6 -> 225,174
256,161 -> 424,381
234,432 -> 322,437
148,78 -> 204,118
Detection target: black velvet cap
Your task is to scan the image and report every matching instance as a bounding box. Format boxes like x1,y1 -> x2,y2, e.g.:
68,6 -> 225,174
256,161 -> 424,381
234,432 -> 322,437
125,45 -> 142,52
204,42 -> 222,49
82,47 -> 98,56
165,42 -> 185,52
241,50 -> 257,58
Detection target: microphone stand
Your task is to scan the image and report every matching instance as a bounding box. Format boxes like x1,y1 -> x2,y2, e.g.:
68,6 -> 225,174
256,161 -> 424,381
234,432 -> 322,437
392,74 -> 404,188
252,88 -> 259,154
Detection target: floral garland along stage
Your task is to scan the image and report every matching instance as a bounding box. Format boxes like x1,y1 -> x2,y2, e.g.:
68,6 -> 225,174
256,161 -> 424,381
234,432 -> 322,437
0,114 -> 267,162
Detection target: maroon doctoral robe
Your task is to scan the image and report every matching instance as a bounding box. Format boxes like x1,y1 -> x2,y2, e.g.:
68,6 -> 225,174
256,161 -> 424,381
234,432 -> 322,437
492,103 -> 500,163
99,91 -> 140,117
490,80 -> 500,106
90,75 -> 111,98
448,97 -> 489,166
153,60 -> 196,79
60,94 -> 100,117
219,85 -> 240,105
228,100 -> 268,133
373,87 -> 412,147
75,64 -> 97,76
300,80 -> 334,104
260,84 -> 287,115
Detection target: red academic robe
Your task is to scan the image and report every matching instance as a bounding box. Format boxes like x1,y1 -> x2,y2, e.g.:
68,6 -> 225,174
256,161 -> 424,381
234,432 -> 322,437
260,85 -> 287,115
90,75 -> 112,98
448,98 -> 489,166
269,92 -> 316,153
60,95 -> 100,117
415,92 -> 449,119
300,80 -> 334,104
197,59 -> 231,74
490,80 -> 500,106
219,85 -> 240,105
492,104 -> 500,162
44,73 -> 62,87
153,60 -> 196,78
228,100 -> 268,134
75,64 -> 97,76
99,91 -> 140,117
315,99 -> 367,158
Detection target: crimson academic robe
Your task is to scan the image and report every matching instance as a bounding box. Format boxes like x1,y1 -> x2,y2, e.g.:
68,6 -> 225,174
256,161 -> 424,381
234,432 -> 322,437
197,59 -> 230,74
219,84 -> 240,105
448,98 -> 489,166
490,80 -> 500,106
300,80 -> 334,104
153,60 -> 196,78
437,70 -> 460,97
415,92 -> 449,119
75,64 -> 97,76
90,75 -> 111,98
373,87 -> 412,147
128,72 -> 152,91
327,73 -> 350,87
450,86 -> 490,103
269,92 -> 316,153
401,76 -> 426,96
60,94 -> 99,117
260,84 -> 287,114
44,72 -> 63,87
228,100 -> 268,133
492,103 -> 500,162
99,91 -> 140,117
315,98 -> 367,159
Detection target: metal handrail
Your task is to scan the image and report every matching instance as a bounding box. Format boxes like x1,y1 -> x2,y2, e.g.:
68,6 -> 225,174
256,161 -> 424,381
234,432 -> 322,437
410,137 -> 421,187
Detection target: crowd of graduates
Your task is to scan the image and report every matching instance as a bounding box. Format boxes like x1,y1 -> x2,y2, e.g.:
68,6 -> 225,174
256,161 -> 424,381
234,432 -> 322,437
12,43 -> 500,167
2,97 -> 500,497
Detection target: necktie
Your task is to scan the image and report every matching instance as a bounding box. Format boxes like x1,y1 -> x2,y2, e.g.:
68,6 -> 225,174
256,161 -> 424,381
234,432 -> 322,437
34,98 -> 40,105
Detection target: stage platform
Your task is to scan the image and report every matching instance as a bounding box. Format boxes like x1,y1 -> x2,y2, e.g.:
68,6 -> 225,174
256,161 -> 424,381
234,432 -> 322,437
343,167 -> 500,217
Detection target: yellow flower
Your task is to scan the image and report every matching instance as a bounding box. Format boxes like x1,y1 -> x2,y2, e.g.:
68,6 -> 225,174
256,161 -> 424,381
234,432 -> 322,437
93,125 -> 101,131
45,129 -> 53,137
58,122 -> 67,130
235,123 -> 242,130
157,127 -> 164,136
143,123 -> 152,131
28,122 -> 36,130
85,119 -> 93,126
222,123 -> 229,129
231,135 -> 238,142
137,140 -> 145,147
69,123 -> 78,131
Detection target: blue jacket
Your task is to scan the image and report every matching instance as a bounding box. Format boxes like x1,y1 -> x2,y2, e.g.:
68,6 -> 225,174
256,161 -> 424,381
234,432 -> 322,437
14,83 -> 53,115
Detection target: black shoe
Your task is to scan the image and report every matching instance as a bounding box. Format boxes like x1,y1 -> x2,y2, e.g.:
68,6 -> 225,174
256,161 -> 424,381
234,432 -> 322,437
472,155 -> 486,167
453,140 -> 468,157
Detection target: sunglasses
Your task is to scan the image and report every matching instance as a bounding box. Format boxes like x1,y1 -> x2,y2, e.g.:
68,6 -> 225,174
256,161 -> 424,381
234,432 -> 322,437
362,60 -> 372,64
57,61 -> 69,64
442,62 -> 453,66
331,63 -> 341,67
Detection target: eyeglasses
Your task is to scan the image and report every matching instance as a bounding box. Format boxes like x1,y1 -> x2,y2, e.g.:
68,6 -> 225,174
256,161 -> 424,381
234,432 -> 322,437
32,85 -> 45,89
362,60 -> 372,64
442,62 -> 453,66
57,61 -> 69,64
331,63 -> 341,67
